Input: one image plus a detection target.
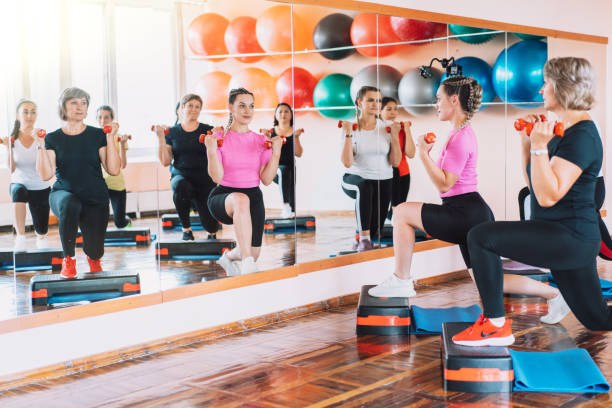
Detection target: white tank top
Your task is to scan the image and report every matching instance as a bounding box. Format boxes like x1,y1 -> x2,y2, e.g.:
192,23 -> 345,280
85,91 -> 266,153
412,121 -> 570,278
11,138 -> 50,190
343,119 -> 393,180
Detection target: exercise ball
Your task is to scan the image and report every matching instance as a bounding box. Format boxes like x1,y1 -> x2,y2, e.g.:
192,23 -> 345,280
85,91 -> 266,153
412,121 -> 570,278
276,67 -> 317,109
398,67 -> 441,116
492,40 -> 547,106
440,57 -> 496,109
513,32 -> 546,40
187,13 -> 229,58
449,24 -> 497,44
350,64 -> 402,101
313,13 -> 355,60
224,16 -> 265,63
192,71 -> 232,112
351,13 -> 400,57
256,5 -> 308,54
229,68 -> 278,109
390,17 -> 446,44
313,73 -> 355,119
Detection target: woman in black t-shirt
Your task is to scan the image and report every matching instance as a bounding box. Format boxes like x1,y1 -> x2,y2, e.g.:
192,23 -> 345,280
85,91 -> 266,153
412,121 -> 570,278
37,87 -> 121,278
269,103 -> 303,218
453,57 -> 611,348
155,94 -> 218,241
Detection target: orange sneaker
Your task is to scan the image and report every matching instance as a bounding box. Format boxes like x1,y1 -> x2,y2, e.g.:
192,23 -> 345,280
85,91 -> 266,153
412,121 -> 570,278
87,257 -> 102,273
60,256 -> 77,279
452,314 -> 515,347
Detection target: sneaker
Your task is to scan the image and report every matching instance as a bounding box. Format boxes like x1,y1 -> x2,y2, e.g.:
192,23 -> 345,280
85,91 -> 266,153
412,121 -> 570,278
452,314 -> 515,347
36,235 -> 50,249
352,239 -> 359,251
61,256 -> 77,278
87,257 -> 102,273
182,230 -> 194,241
368,274 -> 416,298
14,235 -> 27,252
357,239 -> 373,252
241,256 -> 259,274
123,216 -> 132,229
280,206 -> 294,219
218,252 -> 241,276
540,293 -> 570,324
207,233 -> 217,240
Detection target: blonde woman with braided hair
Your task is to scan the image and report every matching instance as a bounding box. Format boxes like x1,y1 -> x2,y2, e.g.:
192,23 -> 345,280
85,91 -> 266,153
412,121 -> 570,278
204,88 -> 283,276
369,75 -> 494,298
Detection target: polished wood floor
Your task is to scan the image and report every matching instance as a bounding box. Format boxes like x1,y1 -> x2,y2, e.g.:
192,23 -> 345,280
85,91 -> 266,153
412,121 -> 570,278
1,264 -> 612,407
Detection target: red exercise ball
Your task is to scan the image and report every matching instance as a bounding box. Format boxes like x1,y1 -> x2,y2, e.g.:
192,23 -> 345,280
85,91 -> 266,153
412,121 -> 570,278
276,67 -> 317,109
256,5 -> 308,54
192,71 -> 231,113
390,17 -> 446,44
229,68 -> 278,109
187,13 -> 229,59
351,13 -> 400,57
224,16 -> 265,63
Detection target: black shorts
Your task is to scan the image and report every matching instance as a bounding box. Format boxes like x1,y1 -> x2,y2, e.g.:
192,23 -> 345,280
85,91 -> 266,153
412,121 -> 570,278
391,168 -> 410,207
207,185 -> 265,247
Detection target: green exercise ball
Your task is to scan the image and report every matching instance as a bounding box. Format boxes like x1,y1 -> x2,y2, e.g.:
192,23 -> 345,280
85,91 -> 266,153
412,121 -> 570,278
313,73 -> 355,120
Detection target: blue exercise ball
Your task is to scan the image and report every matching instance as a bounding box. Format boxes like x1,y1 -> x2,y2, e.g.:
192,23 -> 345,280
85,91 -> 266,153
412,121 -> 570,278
513,32 -> 545,41
492,40 -> 547,107
440,57 -> 496,110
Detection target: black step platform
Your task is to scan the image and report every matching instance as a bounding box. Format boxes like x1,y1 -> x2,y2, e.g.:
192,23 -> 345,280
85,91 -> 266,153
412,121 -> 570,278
442,322 -> 514,393
356,285 -> 411,335
264,216 -> 316,234
377,225 -> 429,245
76,227 -> 151,247
0,248 -> 63,272
30,271 -> 140,305
155,239 -> 236,261
161,214 -> 223,231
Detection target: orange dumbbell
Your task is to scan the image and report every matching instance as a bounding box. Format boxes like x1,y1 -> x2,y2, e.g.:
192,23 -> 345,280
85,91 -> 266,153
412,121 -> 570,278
514,114 -> 564,137
424,132 -> 436,144
338,120 -> 358,131
103,125 -> 112,134
199,131 -> 224,147
151,125 -> 169,135
264,135 -> 286,149
116,135 -> 132,142
37,129 -> 46,138
385,121 -> 411,133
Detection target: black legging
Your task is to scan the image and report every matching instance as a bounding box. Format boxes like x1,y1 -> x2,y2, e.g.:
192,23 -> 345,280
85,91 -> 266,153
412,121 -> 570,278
170,174 -> 218,233
49,190 -> 109,259
468,220 -> 612,330
9,184 -> 50,235
391,168 -> 410,207
108,189 -> 129,228
273,164 -> 295,212
341,174 -> 392,241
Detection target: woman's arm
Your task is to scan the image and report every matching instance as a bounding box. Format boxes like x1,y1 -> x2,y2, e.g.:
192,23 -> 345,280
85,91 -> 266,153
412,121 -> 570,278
260,137 -> 283,185
387,122 -> 402,167
118,134 -> 129,169
156,126 -> 173,167
36,143 -> 56,181
204,133 -> 223,184
100,123 -> 121,176
403,123 -> 416,159
417,134 -> 459,194
3,138 -> 15,173
294,128 -> 304,157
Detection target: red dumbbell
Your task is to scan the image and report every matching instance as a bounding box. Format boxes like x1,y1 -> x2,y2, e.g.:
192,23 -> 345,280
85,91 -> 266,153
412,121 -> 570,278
116,135 -> 132,142
264,136 -> 287,149
103,125 -> 112,134
338,120 -> 358,131
424,132 -> 436,144
514,115 -> 564,137
199,131 -> 224,147
151,125 -> 169,136
385,121 -> 412,133
37,129 -> 46,138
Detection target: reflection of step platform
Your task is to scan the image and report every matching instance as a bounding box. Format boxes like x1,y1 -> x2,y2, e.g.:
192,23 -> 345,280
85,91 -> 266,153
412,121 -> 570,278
161,214 -> 223,231
0,249 -> 63,272
30,271 -> 140,305
442,322 -> 514,393
77,228 -> 151,247
264,216 -> 316,234
155,239 -> 236,261
378,225 -> 429,245
356,285 -> 411,335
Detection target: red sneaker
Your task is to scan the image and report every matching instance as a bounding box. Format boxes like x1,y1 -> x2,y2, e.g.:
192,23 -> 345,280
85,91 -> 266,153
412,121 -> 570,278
452,314 -> 515,347
60,256 -> 77,278
87,257 -> 102,273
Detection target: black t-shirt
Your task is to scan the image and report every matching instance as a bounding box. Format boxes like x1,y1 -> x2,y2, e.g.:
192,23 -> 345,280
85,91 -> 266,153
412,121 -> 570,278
271,129 -> 295,165
527,120 -> 603,242
165,123 -> 213,180
45,125 -> 109,205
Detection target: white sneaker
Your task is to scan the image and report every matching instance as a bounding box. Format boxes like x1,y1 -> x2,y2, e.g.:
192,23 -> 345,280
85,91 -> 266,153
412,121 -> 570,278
241,256 -> 259,274
36,235 -> 50,249
280,205 -> 294,219
368,274 -> 416,298
14,235 -> 27,252
218,252 -> 241,276
540,293 -> 571,324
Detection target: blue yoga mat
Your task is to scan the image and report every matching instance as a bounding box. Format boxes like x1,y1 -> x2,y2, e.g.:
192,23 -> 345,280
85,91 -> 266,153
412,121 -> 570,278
511,349 -> 610,393
410,304 -> 482,334
547,273 -> 612,298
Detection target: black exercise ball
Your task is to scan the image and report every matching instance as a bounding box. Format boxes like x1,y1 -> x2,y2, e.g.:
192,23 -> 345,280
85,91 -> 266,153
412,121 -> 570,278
313,13 -> 355,60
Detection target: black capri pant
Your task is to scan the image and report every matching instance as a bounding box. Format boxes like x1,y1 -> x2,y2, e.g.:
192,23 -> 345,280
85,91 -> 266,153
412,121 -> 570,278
341,173 -> 392,241
9,183 -> 50,235
207,185 -> 265,247
468,220 -> 612,331
171,174 -> 219,233
108,189 -> 130,228
273,164 -> 295,212
391,168 -> 410,207
421,192 -> 494,268
49,190 -> 109,259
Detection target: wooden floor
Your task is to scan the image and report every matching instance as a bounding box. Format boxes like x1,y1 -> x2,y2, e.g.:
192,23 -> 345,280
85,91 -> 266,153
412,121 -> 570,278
2,265 -> 612,407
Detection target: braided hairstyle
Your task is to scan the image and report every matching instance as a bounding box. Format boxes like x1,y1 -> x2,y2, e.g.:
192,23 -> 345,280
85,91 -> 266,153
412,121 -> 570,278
225,88 -> 254,138
11,99 -> 36,142
440,76 -> 482,126
354,86 -> 380,131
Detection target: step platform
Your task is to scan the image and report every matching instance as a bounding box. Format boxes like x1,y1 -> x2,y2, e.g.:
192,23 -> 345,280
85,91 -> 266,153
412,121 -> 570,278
442,322 -> 514,393
161,214 -> 223,231
264,216 -> 316,234
503,268 -> 549,298
76,227 -> 151,247
377,225 -> 429,245
30,271 -> 140,305
356,285 -> 411,335
155,239 -> 236,261
0,249 -> 63,272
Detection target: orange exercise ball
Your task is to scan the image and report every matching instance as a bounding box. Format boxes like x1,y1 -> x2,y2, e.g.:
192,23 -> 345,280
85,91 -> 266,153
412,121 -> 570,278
351,13 -> 401,57
256,5 -> 308,54
229,68 -> 278,109
192,71 -> 232,112
224,16 -> 265,63
187,13 -> 229,59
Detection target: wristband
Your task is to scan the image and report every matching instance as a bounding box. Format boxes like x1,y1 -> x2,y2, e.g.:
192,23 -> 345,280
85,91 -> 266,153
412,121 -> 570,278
530,149 -> 548,156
